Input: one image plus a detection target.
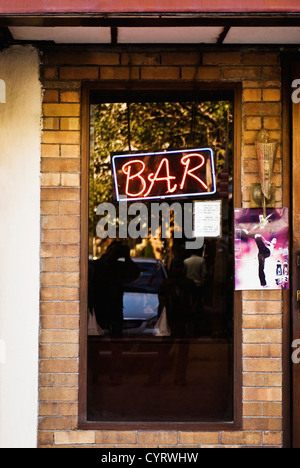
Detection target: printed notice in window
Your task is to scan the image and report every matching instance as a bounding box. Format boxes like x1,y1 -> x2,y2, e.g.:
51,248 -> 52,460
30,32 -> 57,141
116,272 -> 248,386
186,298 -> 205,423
194,200 -> 222,238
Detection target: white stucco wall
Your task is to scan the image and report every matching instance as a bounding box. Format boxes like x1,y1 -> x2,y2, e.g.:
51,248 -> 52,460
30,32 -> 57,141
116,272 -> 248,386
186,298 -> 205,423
0,46 -> 41,448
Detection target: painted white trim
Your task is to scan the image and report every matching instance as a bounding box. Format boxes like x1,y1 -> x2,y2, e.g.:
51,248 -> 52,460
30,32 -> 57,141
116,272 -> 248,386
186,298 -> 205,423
0,46 -> 41,448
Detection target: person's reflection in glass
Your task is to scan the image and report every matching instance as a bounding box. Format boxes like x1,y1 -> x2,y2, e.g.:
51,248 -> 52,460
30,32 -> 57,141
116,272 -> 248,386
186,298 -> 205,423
92,241 -> 140,384
184,249 -> 207,336
148,259 -> 197,386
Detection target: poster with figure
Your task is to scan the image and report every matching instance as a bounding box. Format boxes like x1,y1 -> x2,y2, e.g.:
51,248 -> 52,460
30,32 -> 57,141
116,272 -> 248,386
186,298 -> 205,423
234,208 -> 289,290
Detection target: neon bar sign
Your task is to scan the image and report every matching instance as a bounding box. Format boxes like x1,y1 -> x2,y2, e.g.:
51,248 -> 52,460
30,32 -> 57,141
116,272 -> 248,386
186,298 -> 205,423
112,148 -> 216,202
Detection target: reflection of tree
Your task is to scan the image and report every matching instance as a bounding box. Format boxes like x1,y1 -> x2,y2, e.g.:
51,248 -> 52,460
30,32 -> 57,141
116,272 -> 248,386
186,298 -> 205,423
89,101 -> 233,258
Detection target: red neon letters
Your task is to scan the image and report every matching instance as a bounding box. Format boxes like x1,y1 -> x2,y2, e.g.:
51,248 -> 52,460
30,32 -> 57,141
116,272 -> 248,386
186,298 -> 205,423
122,160 -> 147,198
180,154 -> 208,191
121,153 -> 208,199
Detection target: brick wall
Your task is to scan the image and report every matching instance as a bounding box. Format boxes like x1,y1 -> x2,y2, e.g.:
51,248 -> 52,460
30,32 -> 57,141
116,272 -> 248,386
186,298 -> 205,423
39,48 -> 284,448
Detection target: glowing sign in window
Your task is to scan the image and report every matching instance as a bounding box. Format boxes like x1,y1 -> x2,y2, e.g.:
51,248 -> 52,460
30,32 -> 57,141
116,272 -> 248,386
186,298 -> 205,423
112,148 -> 216,202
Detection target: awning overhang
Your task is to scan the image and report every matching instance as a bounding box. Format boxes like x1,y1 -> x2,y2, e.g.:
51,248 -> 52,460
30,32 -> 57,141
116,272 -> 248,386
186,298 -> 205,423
1,0 -> 300,15
1,3 -> 300,46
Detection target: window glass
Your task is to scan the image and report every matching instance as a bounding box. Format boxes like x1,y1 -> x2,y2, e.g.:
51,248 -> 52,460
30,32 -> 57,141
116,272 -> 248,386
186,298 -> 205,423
87,96 -> 234,423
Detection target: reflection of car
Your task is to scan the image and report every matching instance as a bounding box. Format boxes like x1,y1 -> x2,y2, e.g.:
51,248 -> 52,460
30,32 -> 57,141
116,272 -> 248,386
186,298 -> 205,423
121,258 -> 167,335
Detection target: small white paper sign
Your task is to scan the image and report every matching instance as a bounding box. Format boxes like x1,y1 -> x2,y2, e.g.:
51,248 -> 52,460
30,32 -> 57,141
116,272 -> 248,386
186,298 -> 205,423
194,200 -> 222,238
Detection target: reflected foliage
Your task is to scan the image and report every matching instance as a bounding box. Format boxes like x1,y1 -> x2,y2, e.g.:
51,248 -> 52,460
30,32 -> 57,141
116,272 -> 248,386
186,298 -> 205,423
89,101 -> 233,249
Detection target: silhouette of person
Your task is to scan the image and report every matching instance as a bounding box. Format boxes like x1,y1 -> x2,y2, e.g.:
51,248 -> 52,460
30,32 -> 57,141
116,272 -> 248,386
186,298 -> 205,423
92,241 -> 140,337
147,260 -> 197,386
184,251 -> 207,334
159,259 -> 197,339
184,251 -> 207,289
91,241 -> 140,385
254,234 -> 277,287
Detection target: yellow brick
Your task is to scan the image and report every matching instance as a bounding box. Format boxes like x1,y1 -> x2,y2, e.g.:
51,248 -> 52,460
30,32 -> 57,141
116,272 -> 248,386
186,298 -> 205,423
41,258 -> 58,272
41,144 -> 60,158
141,67 -> 180,80
202,52 -> 241,65
58,403 -> 78,416
40,287 -> 60,301
40,329 -> 79,344
221,431 -> 261,446
41,187 -> 80,202
243,89 -> 262,101
44,90 -> 59,102
263,117 -> 281,130
42,158 -> 80,172
262,432 -> 282,446
137,431 -> 178,445
41,201 -> 59,215
61,145 -> 81,158
96,431 -> 137,445
42,215 -> 80,230
59,316 -> 79,331
59,288 -> 79,302
42,131 -> 80,145
41,173 -> 60,187
41,244 -> 79,258
40,302 -> 79,316
181,66 -> 221,80
39,416 -> 77,431
262,66 -> 281,80
262,344 -> 282,358
43,103 -> 80,117
39,388 -> 78,402
243,52 -> 279,65
59,202 -> 80,215
40,272 -> 79,288
222,66 -> 261,80
60,230 -> 80,244
263,402 -> 282,417
244,116 -> 262,130
59,258 -> 80,272
43,117 -> 60,130
244,102 -> 281,116
101,66 -> 139,80
41,228 -> 60,243
161,52 -> 199,65
243,315 -> 262,329
243,402 -> 262,416
60,91 -> 80,103
264,374 -> 282,387
58,344 -> 79,358
262,316 -> 282,329
61,173 -> 81,187
263,89 -> 281,101
243,301 -> 283,315
60,66 -> 99,80
243,358 -> 281,372
243,344 -> 262,357
39,359 -> 78,374
243,387 -> 282,402
179,432 -> 219,445
60,118 -> 80,131
243,330 -> 282,344
54,431 -> 95,445
122,52 -> 160,65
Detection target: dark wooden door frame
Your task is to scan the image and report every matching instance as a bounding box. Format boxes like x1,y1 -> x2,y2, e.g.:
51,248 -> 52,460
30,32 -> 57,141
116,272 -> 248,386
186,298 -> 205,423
78,80 -> 243,431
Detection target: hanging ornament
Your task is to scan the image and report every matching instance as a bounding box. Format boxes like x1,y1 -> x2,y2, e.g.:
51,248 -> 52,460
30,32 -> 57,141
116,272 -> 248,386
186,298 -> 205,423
255,129 -> 279,219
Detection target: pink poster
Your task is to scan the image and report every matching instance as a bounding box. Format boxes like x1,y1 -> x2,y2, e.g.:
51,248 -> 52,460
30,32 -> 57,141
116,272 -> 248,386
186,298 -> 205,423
234,208 -> 289,291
